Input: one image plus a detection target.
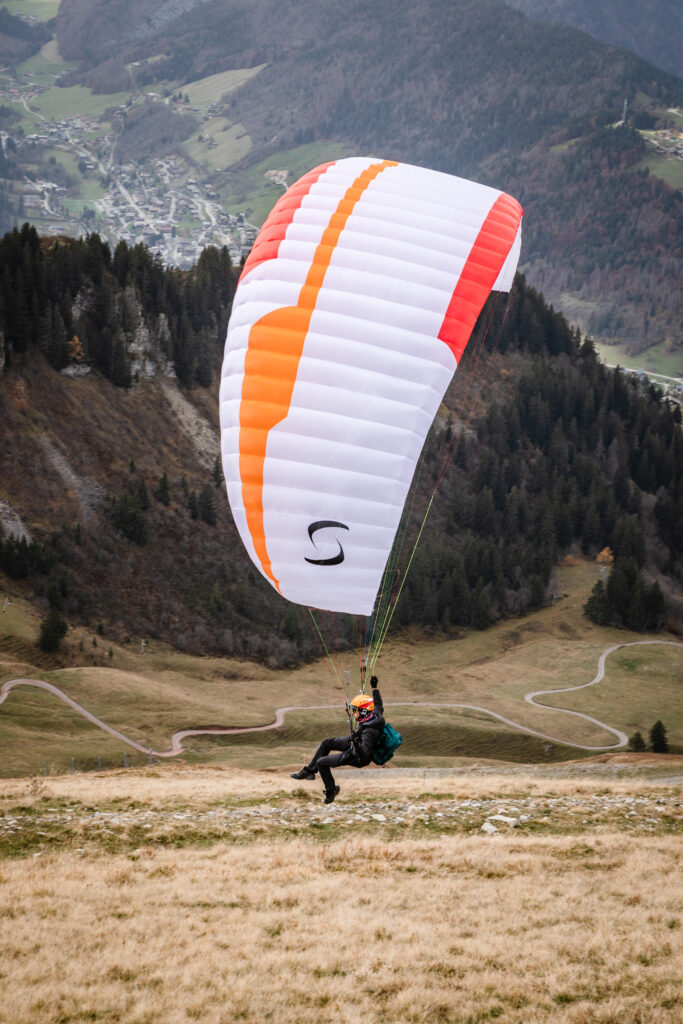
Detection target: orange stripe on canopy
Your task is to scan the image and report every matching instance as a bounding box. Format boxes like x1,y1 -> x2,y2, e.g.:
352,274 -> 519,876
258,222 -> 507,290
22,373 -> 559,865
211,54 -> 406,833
239,160 -> 398,589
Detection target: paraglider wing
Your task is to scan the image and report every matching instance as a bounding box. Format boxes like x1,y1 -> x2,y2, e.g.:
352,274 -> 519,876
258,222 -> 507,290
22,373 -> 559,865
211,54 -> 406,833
220,158 -> 522,615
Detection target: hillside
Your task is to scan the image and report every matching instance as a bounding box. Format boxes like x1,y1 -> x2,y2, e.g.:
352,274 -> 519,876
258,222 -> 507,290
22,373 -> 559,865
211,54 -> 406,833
51,0 -> 683,356
1,228 -> 682,663
505,0 -> 683,79
0,1 -> 679,357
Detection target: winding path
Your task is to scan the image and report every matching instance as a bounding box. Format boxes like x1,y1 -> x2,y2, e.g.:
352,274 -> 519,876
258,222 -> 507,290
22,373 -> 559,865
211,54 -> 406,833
1,641 -> 681,758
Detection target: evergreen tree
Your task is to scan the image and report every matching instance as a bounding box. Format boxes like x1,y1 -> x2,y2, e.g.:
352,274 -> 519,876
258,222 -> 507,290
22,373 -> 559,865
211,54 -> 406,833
39,606 -> 68,652
155,471 -> 170,506
584,580 -> 610,625
111,330 -> 131,388
645,582 -> 666,632
470,579 -> 492,629
628,731 -> 646,752
46,304 -> 69,369
649,720 -> 668,753
626,576 -> 648,631
111,493 -> 148,545
136,480 -> 150,510
199,484 -> 217,525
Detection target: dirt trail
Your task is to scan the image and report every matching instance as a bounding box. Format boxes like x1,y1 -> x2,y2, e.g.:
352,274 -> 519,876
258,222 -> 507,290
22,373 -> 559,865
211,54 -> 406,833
2,641 -> 681,759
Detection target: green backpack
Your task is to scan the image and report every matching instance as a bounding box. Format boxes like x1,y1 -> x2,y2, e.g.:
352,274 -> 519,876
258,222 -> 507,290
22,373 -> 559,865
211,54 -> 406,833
372,723 -> 403,765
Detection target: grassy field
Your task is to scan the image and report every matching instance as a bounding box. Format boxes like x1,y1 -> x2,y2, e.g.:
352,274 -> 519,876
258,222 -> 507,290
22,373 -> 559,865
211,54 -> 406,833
29,84 -> 133,121
2,563 -> 682,1021
1,559 -> 682,777
183,118 -> 253,170
638,153 -> 683,192
184,66 -> 267,112
227,141 -> 357,225
9,0 -> 60,19
594,339 -> 683,379
540,643 -> 683,738
0,766 -> 681,1024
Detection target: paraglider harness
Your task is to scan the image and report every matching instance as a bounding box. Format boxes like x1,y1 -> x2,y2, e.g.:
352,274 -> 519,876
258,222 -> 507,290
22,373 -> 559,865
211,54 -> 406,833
371,722 -> 403,764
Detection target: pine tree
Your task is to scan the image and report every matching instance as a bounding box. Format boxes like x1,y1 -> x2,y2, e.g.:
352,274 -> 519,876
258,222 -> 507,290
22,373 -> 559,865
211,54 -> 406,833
155,471 -> 170,506
470,579 -> 492,630
111,329 -> 131,388
584,580 -> 610,625
628,731 -> 646,752
199,484 -> 217,525
111,493 -> 148,545
649,720 -> 668,753
39,606 -> 68,652
645,582 -> 665,631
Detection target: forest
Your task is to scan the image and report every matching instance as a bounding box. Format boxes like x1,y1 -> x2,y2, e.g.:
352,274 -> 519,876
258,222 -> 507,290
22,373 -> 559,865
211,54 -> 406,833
0,226 -> 681,663
0,223 -> 235,389
394,283 -> 680,634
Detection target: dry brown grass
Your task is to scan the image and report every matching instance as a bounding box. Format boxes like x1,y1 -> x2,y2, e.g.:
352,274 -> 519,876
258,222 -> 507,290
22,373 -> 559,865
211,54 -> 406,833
2,561 -> 682,778
0,767 -> 681,1024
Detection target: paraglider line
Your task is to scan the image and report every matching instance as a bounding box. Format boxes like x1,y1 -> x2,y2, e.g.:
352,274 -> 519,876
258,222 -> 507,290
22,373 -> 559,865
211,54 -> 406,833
307,608 -> 341,689
365,435 -> 433,669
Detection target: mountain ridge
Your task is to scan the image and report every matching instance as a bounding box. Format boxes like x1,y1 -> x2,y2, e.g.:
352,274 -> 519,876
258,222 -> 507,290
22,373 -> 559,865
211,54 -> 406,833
504,0 -> 683,79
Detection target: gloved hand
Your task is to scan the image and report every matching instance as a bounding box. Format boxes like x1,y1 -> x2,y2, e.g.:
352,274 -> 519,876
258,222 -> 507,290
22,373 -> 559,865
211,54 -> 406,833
370,675 -> 378,688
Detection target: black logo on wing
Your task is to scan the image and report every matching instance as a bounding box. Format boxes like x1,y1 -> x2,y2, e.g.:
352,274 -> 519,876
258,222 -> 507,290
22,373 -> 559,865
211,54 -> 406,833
305,520 -> 349,566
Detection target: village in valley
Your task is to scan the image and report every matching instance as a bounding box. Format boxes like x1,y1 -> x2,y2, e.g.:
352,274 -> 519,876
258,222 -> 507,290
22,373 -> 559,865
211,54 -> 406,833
17,111 -> 258,270
0,8 -> 264,269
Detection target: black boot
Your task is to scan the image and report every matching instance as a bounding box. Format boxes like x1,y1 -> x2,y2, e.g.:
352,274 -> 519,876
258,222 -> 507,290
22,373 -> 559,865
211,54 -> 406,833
324,785 -> 340,804
290,766 -> 316,780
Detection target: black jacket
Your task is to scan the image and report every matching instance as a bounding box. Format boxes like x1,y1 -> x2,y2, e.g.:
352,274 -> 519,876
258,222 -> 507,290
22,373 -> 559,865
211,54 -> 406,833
351,686 -> 385,766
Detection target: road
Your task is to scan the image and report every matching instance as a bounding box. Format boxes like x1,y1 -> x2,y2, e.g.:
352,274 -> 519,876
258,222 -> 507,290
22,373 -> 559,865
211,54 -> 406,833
1,640 -> 681,760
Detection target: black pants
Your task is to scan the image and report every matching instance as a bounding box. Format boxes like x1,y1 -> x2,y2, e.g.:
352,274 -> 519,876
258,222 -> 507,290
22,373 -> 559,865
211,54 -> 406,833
307,736 -> 359,791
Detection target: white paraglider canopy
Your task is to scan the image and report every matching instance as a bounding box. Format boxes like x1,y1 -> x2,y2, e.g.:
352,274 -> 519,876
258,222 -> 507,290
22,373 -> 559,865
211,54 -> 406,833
220,157 -> 522,615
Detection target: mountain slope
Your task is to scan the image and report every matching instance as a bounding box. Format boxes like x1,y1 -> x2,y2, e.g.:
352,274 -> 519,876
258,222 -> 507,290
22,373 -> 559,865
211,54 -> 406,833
1,232 -> 681,663
52,0 -> 683,357
504,0 -> 683,79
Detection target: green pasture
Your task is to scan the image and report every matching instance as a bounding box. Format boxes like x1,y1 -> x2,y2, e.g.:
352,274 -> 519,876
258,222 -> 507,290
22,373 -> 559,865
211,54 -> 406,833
183,118 -> 252,170
595,339 -> 683,379
61,197 -> 91,217
183,66 -> 267,112
1,99 -> 35,134
41,147 -> 78,173
35,148 -> 106,200
16,57 -> 63,81
29,84 -> 132,121
539,644 -> 683,741
1,558 -> 682,776
15,46 -> 77,83
549,137 -> 581,154
77,177 -> 106,202
638,154 -> 683,191
9,0 -> 60,20
229,140 -> 356,225
0,687 -> 145,777
183,706 -> 577,773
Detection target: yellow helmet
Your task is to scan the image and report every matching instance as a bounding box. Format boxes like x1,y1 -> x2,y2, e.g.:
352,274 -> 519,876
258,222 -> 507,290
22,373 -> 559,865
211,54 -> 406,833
350,694 -> 374,712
